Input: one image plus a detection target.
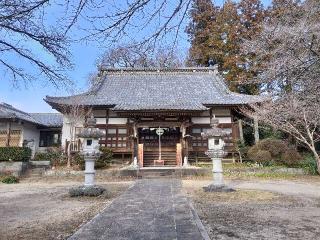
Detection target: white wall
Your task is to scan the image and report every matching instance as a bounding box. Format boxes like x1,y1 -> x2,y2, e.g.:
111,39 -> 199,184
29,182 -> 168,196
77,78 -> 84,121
22,122 -> 40,157
191,117 -> 211,124
61,115 -> 85,148
108,118 -> 127,124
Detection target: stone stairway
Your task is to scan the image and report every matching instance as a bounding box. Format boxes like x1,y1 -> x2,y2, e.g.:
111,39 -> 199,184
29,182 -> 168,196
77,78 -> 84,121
27,167 -> 46,178
143,151 -> 176,167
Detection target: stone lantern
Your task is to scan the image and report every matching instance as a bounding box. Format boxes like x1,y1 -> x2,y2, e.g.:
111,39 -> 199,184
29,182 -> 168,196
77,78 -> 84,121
69,115 -> 105,197
201,117 -> 234,192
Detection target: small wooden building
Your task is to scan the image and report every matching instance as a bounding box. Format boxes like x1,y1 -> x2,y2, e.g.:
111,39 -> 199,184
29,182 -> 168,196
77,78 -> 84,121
0,102 -> 63,156
45,67 -> 263,167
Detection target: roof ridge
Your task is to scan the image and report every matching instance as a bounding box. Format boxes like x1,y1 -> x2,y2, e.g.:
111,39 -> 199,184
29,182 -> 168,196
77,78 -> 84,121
0,102 -> 30,116
99,66 -> 219,73
30,112 -> 61,114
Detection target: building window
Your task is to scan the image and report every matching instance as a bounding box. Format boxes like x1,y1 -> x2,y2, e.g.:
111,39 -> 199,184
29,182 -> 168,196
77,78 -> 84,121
191,127 -> 210,148
39,131 -> 61,147
105,127 -> 128,148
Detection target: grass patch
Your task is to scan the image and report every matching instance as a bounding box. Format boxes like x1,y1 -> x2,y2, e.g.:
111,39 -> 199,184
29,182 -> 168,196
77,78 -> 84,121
194,189 -> 280,204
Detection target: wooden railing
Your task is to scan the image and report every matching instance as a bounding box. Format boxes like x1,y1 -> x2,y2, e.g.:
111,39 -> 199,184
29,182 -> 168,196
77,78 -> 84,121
65,139 -> 82,153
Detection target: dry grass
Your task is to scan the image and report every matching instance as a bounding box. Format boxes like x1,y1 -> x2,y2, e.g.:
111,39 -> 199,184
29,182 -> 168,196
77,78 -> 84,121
0,179 -> 132,240
193,189 -> 280,204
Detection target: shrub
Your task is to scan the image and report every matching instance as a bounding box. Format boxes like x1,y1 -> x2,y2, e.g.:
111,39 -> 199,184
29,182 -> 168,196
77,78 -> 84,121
96,147 -> 113,169
281,149 -> 303,167
34,148 -> 66,167
2,175 -> 19,184
72,153 -> 85,170
34,150 -> 60,161
247,145 -> 259,161
298,154 -> 318,175
0,147 -> 31,162
247,138 -> 291,165
253,150 -> 273,165
257,139 -> 288,158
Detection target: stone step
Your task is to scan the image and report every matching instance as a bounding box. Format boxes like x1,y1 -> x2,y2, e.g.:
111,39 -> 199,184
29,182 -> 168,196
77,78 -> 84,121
137,169 -> 175,178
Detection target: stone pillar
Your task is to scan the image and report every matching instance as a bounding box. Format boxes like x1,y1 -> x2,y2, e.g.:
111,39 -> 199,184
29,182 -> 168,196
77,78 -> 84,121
212,157 -> 224,187
84,156 -> 96,186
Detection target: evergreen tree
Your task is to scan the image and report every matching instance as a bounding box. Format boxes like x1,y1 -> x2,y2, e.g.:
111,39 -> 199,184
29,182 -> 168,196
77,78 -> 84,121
186,0 -> 266,94
186,0 -> 218,66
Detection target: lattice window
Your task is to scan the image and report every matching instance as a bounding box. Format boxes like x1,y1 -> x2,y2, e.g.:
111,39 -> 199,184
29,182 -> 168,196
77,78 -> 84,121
0,130 -> 21,147
106,127 -> 128,148
191,127 -> 210,147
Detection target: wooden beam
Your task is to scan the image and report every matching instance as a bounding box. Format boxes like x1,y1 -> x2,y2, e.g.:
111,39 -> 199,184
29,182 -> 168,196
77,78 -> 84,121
238,119 -> 244,144
6,122 -> 11,147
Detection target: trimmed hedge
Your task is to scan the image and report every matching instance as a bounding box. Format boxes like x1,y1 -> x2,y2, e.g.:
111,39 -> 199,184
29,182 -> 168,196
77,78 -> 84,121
0,147 -> 32,162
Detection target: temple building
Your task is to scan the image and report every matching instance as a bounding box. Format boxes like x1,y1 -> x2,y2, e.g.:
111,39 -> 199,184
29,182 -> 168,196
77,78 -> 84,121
45,67 -> 264,167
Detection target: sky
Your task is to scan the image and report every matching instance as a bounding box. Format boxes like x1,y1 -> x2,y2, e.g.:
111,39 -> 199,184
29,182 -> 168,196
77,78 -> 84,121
0,0 -> 272,113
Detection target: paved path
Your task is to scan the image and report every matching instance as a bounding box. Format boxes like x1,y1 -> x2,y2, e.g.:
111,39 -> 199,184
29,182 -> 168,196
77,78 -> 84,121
69,179 -> 206,240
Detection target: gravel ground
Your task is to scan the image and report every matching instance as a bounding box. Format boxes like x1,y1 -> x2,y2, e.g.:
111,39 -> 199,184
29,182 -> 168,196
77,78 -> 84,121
183,178 -> 320,240
0,179 -> 132,240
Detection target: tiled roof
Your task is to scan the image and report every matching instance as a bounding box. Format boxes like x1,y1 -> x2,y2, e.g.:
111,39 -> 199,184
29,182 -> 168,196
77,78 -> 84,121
29,113 -> 63,127
45,68 -> 265,111
0,103 -> 63,127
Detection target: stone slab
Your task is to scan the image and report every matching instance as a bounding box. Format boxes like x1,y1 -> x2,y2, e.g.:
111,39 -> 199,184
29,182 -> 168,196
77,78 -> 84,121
69,179 -> 206,240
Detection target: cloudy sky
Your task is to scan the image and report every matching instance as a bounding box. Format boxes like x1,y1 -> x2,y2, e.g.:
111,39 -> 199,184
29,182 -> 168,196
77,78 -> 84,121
0,0 -> 272,113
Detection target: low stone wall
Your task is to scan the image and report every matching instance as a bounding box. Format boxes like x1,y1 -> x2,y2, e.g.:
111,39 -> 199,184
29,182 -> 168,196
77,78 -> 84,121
0,162 -> 28,177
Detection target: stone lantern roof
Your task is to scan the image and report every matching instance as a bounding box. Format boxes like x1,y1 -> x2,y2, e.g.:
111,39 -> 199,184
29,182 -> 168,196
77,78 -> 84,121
77,116 -> 105,139
201,118 -> 230,139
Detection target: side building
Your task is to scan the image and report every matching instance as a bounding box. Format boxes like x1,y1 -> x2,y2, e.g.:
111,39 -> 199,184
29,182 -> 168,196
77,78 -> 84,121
45,67 -> 264,167
0,103 -> 63,156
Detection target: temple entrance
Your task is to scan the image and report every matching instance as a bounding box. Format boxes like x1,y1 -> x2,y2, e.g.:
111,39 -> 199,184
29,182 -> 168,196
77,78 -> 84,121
138,127 -> 181,166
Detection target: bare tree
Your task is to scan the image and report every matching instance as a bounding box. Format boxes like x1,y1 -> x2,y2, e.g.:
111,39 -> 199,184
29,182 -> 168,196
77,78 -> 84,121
242,0 -> 320,173
0,1 -> 74,86
63,103 -> 91,168
1,1 -> 193,87
86,45 -> 184,86
99,45 -> 184,68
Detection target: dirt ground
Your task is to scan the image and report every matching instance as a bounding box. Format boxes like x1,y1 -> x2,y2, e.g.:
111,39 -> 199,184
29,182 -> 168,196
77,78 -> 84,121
183,177 -> 320,240
0,178 -> 132,240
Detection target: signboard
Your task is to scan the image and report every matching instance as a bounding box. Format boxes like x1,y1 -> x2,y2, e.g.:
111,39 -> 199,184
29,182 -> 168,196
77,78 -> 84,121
156,128 -> 164,136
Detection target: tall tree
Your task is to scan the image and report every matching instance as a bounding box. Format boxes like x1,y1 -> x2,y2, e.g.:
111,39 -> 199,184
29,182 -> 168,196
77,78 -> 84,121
186,0 -> 218,66
187,0 -> 265,93
243,0 -> 320,173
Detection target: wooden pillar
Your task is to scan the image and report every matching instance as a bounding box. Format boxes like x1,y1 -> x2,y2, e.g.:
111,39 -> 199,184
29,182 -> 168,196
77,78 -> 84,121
238,119 -> 244,144
138,143 -> 144,167
6,122 -> 11,147
176,143 -> 182,167
253,116 -> 260,144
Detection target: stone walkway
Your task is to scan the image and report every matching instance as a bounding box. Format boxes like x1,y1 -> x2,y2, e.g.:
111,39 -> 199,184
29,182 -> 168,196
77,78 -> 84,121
69,179 -> 206,240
